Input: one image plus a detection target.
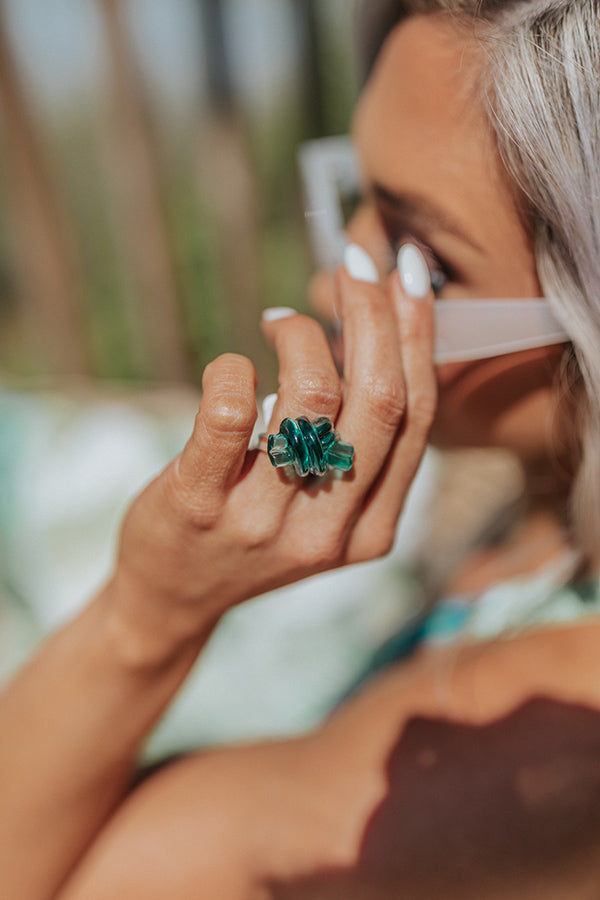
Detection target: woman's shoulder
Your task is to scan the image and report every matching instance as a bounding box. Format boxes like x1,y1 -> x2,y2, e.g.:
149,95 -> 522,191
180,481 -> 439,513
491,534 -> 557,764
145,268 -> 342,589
299,620 -> 600,898
273,693 -> 600,897
333,587 -> 600,740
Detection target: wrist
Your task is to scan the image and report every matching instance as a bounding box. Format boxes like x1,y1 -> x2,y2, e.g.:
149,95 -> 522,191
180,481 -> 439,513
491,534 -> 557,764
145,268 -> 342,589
97,572 -> 220,674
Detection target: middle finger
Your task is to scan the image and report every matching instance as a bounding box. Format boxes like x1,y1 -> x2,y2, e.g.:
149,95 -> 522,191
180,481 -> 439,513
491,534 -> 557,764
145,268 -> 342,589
333,261 -> 407,498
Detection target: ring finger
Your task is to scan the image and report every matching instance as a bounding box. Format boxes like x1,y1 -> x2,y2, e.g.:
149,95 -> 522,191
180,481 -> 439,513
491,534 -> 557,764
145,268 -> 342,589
244,309 -> 343,510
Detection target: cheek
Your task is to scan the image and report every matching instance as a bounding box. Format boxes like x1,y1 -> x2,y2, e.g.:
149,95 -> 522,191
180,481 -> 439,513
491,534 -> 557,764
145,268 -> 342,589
432,347 -> 567,455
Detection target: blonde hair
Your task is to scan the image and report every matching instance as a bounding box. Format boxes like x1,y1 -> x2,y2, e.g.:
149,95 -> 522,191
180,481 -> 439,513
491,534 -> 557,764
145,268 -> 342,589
361,0 -> 600,560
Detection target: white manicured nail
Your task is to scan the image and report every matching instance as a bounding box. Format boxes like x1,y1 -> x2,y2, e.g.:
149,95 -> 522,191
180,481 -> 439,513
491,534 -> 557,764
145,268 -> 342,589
397,244 -> 431,299
344,244 -> 379,284
262,307 -> 297,322
262,393 -> 277,427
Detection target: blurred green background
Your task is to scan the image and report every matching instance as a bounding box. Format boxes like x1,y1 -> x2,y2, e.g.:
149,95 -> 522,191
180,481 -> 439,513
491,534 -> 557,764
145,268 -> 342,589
0,0 -> 360,391
0,5 -> 524,752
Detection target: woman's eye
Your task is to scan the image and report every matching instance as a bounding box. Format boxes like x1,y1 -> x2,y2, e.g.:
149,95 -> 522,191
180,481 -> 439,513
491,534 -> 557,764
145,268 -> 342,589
429,265 -> 447,296
379,219 -> 449,296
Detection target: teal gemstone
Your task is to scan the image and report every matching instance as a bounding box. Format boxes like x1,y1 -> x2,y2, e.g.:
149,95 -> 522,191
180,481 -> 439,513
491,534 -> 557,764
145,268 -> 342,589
267,432 -> 294,467
296,417 -> 328,476
281,418 -> 311,476
313,417 -> 334,439
326,439 -> 354,472
266,416 -> 354,477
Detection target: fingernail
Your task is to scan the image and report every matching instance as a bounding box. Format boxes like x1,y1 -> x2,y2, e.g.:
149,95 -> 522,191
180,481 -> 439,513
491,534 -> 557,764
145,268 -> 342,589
397,244 -> 431,299
262,307 -> 297,322
344,244 -> 379,284
262,393 -> 277,427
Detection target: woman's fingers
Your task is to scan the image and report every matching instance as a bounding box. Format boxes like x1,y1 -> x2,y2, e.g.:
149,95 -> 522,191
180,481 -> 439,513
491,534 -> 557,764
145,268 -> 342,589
333,265 -> 407,494
174,353 -> 258,509
218,309 -> 344,554
282,252 -> 407,570
260,310 -> 343,430
346,253 -> 437,560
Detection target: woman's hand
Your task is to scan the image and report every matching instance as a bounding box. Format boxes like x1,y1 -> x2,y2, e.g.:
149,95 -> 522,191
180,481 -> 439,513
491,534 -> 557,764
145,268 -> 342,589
108,255 -> 437,661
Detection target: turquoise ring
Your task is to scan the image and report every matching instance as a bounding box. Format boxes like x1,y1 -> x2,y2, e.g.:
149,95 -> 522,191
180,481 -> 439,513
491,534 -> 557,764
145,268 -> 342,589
267,416 -> 354,477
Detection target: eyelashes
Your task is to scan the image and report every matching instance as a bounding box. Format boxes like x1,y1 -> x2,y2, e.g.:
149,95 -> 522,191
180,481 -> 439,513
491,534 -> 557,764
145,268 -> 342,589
429,263 -> 448,296
380,220 -> 450,296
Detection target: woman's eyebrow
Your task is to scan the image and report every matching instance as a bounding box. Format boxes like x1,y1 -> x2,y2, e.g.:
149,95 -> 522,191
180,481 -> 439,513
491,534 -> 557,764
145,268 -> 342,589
372,182 -> 484,254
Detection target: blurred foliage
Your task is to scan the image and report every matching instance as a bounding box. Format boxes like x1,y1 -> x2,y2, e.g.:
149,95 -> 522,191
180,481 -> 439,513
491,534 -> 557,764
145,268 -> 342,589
0,0 -> 360,389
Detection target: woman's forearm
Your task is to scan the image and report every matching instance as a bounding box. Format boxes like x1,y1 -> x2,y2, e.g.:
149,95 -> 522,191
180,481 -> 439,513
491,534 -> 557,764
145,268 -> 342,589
0,580 -> 211,900
0,274 -> 436,899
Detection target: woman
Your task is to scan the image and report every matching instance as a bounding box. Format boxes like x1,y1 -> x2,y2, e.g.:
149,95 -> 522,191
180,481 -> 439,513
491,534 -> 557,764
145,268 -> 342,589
3,1 -> 600,897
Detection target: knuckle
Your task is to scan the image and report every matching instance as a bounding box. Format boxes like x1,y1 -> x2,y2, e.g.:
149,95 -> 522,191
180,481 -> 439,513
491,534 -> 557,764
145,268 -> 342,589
233,511 -> 280,550
288,368 -> 342,415
295,527 -> 346,570
200,392 -> 257,439
201,354 -> 258,437
187,503 -> 222,531
364,375 -> 406,425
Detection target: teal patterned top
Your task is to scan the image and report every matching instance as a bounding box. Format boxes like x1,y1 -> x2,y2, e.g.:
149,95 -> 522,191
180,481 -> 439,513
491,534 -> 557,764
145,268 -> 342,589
348,551 -> 600,695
